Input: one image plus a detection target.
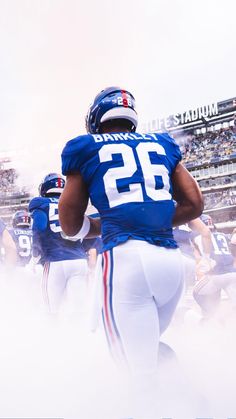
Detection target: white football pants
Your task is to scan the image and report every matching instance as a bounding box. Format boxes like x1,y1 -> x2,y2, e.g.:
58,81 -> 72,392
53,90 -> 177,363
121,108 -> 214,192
42,259 -> 88,314
100,240 -> 184,374
193,272 -> 236,315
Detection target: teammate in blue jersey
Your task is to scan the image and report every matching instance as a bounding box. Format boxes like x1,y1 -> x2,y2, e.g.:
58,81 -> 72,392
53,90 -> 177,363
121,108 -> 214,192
29,173 -> 89,314
173,217 -> 212,287
173,218 -> 212,325
0,217 -> 17,267
193,215 -> 236,318
8,210 -> 32,267
59,86 -> 203,374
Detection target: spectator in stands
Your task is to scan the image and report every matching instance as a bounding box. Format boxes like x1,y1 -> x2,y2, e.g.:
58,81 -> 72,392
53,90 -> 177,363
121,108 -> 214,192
203,189 -> 236,210
0,169 -> 17,193
179,127 -> 236,167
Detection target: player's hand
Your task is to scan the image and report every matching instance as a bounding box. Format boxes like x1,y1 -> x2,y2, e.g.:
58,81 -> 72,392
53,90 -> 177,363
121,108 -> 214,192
196,256 -> 216,280
27,255 -> 41,274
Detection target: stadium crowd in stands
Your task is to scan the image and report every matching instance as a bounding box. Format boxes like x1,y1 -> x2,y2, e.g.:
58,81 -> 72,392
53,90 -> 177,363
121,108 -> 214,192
0,169 -> 17,193
204,189 -> 236,210
0,167 -> 30,196
180,127 -> 236,167
198,174 -> 236,189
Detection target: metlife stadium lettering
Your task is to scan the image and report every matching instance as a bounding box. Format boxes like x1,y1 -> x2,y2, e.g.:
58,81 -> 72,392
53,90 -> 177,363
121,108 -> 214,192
144,102 -> 219,132
173,103 -> 218,126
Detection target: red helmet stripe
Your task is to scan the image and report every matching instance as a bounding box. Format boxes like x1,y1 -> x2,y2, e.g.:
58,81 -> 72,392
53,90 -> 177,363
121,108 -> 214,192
121,90 -> 128,108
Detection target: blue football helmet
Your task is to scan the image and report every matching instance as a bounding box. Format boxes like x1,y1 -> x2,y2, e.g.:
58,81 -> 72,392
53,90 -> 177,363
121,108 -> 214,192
86,86 -> 138,134
200,214 -> 214,229
39,173 -> 65,197
13,210 -> 31,228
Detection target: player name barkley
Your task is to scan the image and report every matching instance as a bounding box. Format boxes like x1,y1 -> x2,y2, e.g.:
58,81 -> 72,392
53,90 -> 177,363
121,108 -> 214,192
92,132 -> 160,143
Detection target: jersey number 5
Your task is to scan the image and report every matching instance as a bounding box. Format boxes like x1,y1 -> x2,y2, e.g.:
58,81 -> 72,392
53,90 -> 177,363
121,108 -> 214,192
99,143 -> 171,208
49,203 -> 62,233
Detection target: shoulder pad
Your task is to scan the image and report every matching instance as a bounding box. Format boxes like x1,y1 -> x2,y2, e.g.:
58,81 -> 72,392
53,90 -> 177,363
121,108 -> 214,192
155,132 -> 178,146
29,197 -> 49,212
62,134 -> 91,155
62,134 -> 92,175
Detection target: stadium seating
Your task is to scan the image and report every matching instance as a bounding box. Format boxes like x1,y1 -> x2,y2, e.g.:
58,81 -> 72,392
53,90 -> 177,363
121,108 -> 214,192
181,127 -> 236,167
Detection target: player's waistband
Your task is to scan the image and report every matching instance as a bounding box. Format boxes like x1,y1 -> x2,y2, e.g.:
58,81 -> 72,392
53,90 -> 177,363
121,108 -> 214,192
102,237 -> 179,253
119,239 -> 177,248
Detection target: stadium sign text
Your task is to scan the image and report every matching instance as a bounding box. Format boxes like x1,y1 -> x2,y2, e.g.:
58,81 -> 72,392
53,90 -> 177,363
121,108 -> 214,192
147,102 -> 219,131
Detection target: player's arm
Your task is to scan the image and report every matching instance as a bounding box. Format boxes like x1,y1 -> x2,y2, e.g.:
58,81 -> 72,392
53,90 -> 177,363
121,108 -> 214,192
172,163 -> 204,226
58,172 -> 101,238
2,229 -> 17,266
188,218 -> 212,257
31,230 -> 43,262
189,218 -> 215,280
31,209 -> 48,232
30,209 -> 47,264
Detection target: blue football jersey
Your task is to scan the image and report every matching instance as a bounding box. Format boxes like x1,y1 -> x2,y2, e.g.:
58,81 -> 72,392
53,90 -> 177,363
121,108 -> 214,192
173,225 -> 196,258
195,231 -> 234,274
210,231 -> 234,274
29,196 -> 87,262
9,227 -> 32,266
62,131 -> 182,251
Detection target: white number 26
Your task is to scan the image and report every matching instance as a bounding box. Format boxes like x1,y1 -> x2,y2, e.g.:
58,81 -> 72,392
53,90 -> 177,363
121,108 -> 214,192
98,143 -> 171,208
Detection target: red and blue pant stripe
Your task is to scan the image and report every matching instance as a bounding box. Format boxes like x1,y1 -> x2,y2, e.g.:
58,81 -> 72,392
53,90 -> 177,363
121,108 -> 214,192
102,249 -> 127,366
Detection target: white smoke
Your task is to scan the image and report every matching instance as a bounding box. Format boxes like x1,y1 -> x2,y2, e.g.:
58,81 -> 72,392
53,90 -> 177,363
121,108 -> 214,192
8,142 -> 64,198
0,266 -> 236,419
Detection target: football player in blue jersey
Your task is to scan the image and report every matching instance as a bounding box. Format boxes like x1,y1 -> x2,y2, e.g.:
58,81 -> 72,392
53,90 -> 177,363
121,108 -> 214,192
173,217 -> 212,324
193,215 -> 236,319
8,210 -> 32,267
29,173 -> 89,315
0,217 -> 17,267
58,86 -> 203,374
173,217 -> 212,288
